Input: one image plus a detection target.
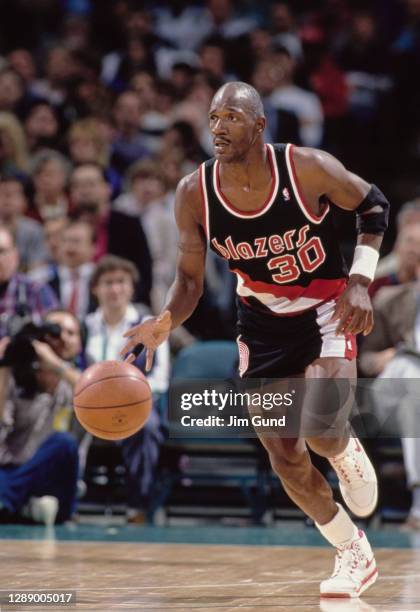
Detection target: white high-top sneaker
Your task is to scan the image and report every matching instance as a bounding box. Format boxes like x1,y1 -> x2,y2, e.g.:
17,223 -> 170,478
329,437 -> 377,517
320,529 -> 378,598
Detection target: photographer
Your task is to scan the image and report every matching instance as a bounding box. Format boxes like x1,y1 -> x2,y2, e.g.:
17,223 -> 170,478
0,227 -> 58,338
0,309 -> 83,526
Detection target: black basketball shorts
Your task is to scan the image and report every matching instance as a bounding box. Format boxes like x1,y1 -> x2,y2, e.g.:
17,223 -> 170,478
236,298 -> 357,378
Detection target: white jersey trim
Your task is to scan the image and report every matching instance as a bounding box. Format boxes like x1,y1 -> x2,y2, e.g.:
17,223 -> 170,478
212,144 -> 280,219
199,163 -> 210,242
285,143 -> 330,225
316,300 -> 347,357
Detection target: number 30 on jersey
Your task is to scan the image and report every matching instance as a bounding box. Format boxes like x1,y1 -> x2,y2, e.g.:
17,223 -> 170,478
267,236 -> 326,284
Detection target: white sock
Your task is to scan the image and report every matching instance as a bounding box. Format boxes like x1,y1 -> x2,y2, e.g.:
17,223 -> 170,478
316,503 -> 358,548
411,487 -> 420,518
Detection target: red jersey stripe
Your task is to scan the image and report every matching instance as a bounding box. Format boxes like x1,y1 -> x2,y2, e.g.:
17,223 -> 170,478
233,267 -> 347,301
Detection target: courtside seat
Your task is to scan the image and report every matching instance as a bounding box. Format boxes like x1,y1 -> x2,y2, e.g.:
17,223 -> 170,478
151,341 -> 270,524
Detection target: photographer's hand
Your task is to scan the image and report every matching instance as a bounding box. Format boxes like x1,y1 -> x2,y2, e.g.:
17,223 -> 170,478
32,340 -> 63,371
32,340 -> 81,388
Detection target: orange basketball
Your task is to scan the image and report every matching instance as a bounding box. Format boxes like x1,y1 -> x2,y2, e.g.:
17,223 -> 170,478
74,360 -> 152,440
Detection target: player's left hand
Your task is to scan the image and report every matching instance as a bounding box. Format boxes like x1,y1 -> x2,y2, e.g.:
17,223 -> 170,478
332,276 -> 374,336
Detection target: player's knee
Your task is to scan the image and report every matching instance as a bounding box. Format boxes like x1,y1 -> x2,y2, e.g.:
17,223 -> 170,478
268,447 -> 305,479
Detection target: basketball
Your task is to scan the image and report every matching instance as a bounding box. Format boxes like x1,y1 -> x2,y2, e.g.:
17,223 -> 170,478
73,360 -> 152,440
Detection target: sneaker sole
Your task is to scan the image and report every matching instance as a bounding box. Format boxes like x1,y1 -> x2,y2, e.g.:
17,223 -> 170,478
320,566 -> 378,599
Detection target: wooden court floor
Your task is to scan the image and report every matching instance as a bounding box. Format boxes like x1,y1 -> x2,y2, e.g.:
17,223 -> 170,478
0,539 -> 419,611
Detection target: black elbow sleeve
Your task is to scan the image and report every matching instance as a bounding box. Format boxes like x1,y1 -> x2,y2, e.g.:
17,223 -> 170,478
355,184 -> 390,235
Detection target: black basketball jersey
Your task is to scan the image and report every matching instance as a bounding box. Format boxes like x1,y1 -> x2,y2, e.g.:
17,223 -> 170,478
199,143 -> 348,316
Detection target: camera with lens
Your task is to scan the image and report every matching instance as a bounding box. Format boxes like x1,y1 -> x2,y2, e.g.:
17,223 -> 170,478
0,308 -> 61,398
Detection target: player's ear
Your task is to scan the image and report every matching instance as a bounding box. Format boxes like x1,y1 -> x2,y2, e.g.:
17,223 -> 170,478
256,117 -> 266,134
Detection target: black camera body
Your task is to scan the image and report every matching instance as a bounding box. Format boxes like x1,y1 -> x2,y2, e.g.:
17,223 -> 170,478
0,314 -> 61,398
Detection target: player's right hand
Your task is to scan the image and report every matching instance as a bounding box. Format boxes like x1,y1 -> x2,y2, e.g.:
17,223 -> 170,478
120,310 -> 172,371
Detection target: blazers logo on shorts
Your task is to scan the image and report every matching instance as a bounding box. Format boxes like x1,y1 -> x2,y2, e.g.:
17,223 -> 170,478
237,335 -> 250,377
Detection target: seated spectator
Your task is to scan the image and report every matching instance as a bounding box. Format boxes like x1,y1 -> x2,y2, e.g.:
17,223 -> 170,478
269,1 -> 302,61
28,216 -> 68,285
30,46 -> 77,107
376,199 -> 420,278
101,6 -> 160,90
109,35 -> 157,92
23,101 -> 62,153
85,255 -> 169,523
170,72 -> 219,156
114,159 -> 178,311
268,46 -> 324,147
43,309 -> 87,428
252,58 -> 301,145
299,25 -> 348,149
155,147 -> 192,208
0,68 -> 25,115
336,11 -> 392,110
370,222 -> 420,298
160,120 -> 208,166
47,220 -> 96,319
0,227 -> 58,339
67,118 -> 121,198
249,28 -> 274,64
110,91 -> 152,174
199,36 -> 232,82
28,149 -> 71,222
204,0 -> 259,42
35,309 -> 84,392
334,10 -> 393,172
69,162 -> 152,306
0,309 -> 82,525
142,79 -> 176,137
154,1 -> 209,51
0,112 -> 29,180
0,176 -> 47,272
7,49 -> 37,90
130,72 -> 171,153
359,262 -> 420,531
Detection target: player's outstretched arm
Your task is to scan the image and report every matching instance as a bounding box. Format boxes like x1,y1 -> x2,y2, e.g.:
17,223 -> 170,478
121,171 -> 206,369
292,147 -> 390,337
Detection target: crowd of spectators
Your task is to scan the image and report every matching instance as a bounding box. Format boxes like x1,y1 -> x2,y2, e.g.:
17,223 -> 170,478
0,0 -> 419,526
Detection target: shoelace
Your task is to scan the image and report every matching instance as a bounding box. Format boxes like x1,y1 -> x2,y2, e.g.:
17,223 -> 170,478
332,542 -> 365,578
331,453 -> 364,486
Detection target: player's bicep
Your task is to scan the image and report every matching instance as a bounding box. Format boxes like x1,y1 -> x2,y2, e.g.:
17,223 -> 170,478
323,162 -> 370,211
174,177 -> 207,286
296,147 -> 371,211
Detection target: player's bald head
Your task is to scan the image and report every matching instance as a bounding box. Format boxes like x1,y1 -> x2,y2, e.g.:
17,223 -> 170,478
211,81 -> 265,119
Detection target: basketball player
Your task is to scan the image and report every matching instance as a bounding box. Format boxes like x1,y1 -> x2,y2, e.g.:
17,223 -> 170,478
121,82 -> 389,599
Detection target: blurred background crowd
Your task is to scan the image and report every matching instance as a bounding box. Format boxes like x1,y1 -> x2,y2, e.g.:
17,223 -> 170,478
0,0 -> 420,530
